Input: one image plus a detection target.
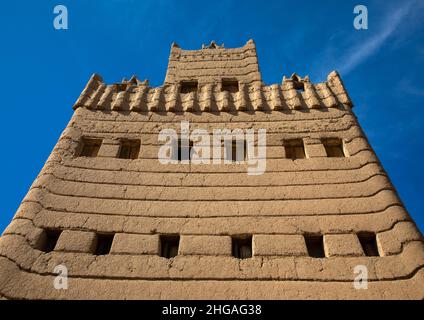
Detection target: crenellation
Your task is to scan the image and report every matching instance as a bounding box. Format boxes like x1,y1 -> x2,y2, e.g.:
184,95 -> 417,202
72,69 -> 353,112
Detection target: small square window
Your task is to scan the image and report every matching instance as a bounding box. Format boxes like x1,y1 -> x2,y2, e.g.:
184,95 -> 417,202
304,235 -> 325,258
232,235 -> 252,259
225,139 -> 246,162
175,139 -> 194,161
40,229 -> 62,253
358,233 -> 379,257
322,138 -> 345,157
221,79 -> 239,93
293,81 -> 305,93
284,139 -> 305,160
78,138 -> 102,157
180,80 -> 198,94
95,233 -> 114,255
119,139 -> 140,159
160,235 -> 180,258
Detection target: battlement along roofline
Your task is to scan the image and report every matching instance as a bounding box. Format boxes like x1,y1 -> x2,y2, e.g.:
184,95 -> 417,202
72,69 -> 353,112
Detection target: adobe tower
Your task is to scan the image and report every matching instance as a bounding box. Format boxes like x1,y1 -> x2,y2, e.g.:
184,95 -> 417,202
0,40 -> 423,299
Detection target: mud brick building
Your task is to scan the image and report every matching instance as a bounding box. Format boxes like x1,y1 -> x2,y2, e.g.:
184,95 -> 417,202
0,40 -> 423,299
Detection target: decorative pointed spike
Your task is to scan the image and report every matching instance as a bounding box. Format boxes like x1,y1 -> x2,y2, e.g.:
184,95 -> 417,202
129,75 -> 138,84
236,84 -> 247,111
326,70 -> 353,107
327,70 -> 340,81
91,73 -> 103,83
97,86 -> 114,110
73,73 -> 103,109
270,84 -> 283,110
304,82 -> 321,109
291,73 -> 299,81
201,84 -> 213,112
220,91 -> 230,111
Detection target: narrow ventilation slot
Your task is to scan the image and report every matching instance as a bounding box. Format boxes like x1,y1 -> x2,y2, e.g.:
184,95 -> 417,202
41,229 -> 62,253
226,139 -> 246,162
160,235 -> 180,258
175,139 -> 194,161
358,233 -> 380,257
304,235 -> 325,258
232,235 -> 252,259
95,233 -> 114,255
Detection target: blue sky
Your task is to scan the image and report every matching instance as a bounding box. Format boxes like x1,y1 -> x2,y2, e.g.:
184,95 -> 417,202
0,0 -> 423,233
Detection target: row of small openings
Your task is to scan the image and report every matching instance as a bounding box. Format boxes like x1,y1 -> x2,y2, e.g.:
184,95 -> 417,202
305,233 -> 380,258
175,139 -> 246,162
77,138 -> 140,159
285,138 -> 346,160
181,79 -> 306,94
39,231 -> 380,258
231,234 -> 380,259
39,231 -> 250,259
160,235 -> 253,259
39,229 -> 114,256
180,79 -> 239,94
173,138 -> 345,161
39,230 -> 179,258
158,233 -> 380,259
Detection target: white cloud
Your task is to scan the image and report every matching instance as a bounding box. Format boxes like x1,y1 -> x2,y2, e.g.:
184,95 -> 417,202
398,78 -> 424,96
339,1 -> 416,75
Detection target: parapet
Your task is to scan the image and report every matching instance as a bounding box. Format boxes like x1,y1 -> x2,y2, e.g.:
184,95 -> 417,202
72,70 -> 353,112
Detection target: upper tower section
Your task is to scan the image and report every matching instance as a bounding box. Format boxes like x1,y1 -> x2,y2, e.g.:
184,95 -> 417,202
72,40 -> 353,112
164,39 -> 262,86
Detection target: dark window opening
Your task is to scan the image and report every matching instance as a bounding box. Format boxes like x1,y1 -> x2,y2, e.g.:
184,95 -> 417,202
175,139 -> 194,161
160,235 -> 180,258
221,79 -> 239,93
358,233 -> 380,257
322,138 -> 345,157
305,235 -> 325,258
284,139 -> 305,160
95,233 -> 114,255
119,139 -> 140,159
293,81 -> 305,93
78,138 -> 102,157
232,235 -> 252,259
180,80 -> 198,94
226,139 -> 246,162
41,229 -> 62,253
